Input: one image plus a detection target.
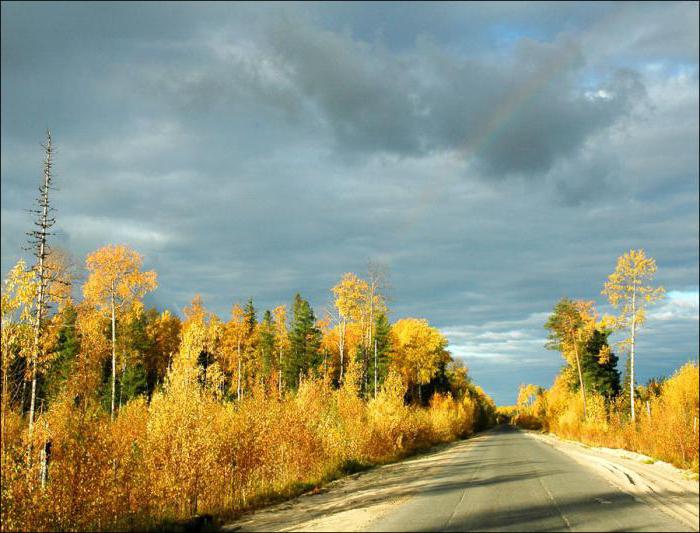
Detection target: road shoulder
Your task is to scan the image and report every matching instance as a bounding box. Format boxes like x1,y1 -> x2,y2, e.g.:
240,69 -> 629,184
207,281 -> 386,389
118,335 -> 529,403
220,435 -> 488,532
524,430 -> 700,531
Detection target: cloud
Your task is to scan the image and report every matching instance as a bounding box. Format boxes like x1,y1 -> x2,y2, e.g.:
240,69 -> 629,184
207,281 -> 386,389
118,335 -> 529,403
1,2 -> 697,404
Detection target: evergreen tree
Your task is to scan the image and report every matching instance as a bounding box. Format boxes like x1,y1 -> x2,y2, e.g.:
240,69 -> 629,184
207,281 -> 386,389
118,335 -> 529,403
367,312 -> 391,397
44,304 -> 80,402
120,362 -> 148,402
259,310 -> 276,380
580,329 -> 620,399
243,298 -> 257,336
285,294 -> 321,389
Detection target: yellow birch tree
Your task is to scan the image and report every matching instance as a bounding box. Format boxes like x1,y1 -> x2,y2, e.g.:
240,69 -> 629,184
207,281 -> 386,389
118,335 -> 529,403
82,245 -> 157,419
602,249 -> 665,422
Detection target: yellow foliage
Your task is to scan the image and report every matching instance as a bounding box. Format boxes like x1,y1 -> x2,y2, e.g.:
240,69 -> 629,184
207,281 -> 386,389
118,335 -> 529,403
390,318 -> 449,387
513,362 -> 699,472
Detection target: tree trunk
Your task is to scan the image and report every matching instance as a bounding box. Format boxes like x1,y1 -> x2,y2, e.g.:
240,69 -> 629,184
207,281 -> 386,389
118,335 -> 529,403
339,318 -> 345,382
374,338 -> 378,399
29,131 -> 54,445
1,369 -> 7,462
573,338 -> 587,419
278,347 -> 283,397
237,339 -> 242,401
630,283 -> 637,423
111,292 -> 116,420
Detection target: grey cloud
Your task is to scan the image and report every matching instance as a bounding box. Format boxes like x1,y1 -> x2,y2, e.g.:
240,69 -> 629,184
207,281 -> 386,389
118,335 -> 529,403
2,2 -> 697,404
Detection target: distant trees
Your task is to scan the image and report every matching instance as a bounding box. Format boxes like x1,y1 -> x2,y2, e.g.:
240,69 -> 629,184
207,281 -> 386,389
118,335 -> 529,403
602,249 -> 665,422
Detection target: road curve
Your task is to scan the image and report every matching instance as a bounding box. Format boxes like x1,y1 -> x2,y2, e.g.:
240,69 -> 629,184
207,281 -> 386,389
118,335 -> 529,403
224,426 -> 693,532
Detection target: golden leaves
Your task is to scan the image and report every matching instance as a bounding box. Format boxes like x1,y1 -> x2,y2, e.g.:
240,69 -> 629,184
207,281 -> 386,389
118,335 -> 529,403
390,318 -> 449,386
83,244 -> 157,313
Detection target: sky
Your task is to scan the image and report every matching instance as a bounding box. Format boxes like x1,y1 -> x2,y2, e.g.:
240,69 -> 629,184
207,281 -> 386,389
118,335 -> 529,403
2,1 -> 698,405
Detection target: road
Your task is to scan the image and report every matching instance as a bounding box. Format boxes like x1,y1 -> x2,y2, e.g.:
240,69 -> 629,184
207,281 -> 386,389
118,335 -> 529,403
223,426 -> 695,532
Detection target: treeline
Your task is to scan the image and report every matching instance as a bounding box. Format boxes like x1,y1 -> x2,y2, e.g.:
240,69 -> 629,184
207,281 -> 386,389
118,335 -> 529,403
1,251 -> 495,531
506,250 -> 699,472
1,135 -> 495,531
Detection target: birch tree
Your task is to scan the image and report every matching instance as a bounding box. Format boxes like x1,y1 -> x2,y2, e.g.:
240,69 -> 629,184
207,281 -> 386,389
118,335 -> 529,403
545,299 -> 598,419
331,273 -> 367,382
272,305 -> 289,395
82,244 -> 157,419
602,249 -> 664,422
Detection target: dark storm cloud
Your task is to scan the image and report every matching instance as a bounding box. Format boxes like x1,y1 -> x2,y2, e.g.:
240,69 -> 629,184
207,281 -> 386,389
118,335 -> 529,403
158,14 -> 646,176
2,2 -> 698,404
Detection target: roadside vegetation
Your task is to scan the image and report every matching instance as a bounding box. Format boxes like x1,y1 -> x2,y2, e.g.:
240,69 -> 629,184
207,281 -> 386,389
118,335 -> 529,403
507,250 -> 699,472
1,134 -> 495,531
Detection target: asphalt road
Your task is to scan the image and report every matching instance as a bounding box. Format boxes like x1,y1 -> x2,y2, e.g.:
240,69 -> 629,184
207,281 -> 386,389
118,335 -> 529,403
366,425 -> 691,532
225,425 -> 694,532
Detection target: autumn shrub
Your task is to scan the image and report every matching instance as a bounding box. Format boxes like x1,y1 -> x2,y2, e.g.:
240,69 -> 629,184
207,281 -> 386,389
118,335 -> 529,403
2,354 -> 496,531
518,362 -> 699,472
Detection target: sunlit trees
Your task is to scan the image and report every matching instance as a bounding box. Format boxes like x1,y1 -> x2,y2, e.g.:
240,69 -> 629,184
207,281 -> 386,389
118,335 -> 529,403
390,318 -> 450,403
361,264 -> 388,393
272,305 -> 289,394
223,303 -> 246,400
1,233 -> 508,530
545,299 -> 599,419
602,249 -> 665,422
82,245 -> 157,419
1,260 -> 38,459
144,309 -> 181,392
331,273 -> 367,382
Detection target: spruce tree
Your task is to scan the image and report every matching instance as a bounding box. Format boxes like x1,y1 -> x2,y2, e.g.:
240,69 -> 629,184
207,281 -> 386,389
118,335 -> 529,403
286,294 -> 321,389
259,310 -> 276,380
580,329 -> 621,399
368,312 -> 391,397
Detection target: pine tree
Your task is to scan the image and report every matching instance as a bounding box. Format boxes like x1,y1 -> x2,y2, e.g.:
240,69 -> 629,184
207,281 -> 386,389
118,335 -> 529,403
44,304 -> 80,402
286,294 -> 321,389
259,310 -> 275,380
368,312 -> 391,398
580,329 -> 620,399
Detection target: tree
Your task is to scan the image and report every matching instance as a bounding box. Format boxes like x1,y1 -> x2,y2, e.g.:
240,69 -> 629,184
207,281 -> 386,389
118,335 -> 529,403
545,299 -> 598,419
144,309 -> 181,392
222,303 -> 246,400
1,260 -> 38,459
43,303 -> 80,403
259,310 -> 276,381
368,312 -> 391,398
362,263 -> 388,391
26,131 -> 57,441
331,273 -> 367,382
602,249 -> 665,422
272,305 -> 289,395
82,244 -> 157,419
286,293 -> 321,389
389,318 -> 450,404
580,329 -> 620,399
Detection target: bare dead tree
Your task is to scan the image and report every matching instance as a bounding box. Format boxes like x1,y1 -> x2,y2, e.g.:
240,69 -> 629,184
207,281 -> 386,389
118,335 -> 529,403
26,130 -> 56,446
